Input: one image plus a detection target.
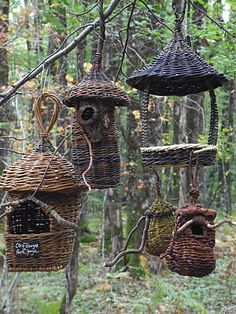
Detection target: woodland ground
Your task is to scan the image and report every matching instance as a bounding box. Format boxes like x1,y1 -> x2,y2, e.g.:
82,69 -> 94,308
0,213 -> 236,314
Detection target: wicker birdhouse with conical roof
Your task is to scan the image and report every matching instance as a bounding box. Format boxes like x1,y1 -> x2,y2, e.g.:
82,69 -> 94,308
63,60 -> 130,189
165,203 -> 217,277
0,93 -> 83,272
63,2 -> 130,189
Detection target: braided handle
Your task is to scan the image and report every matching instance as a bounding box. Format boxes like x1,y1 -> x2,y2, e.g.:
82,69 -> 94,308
208,89 -> 218,145
34,92 -> 61,139
141,90 -> 150,147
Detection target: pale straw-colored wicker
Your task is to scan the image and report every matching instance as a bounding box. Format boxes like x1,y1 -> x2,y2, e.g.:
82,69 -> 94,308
0,92 -> 83,272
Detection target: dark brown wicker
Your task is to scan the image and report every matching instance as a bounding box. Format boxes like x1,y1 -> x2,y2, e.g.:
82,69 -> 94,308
145,192 -> 176,256
5,192 -> 81,272
140,89 -> 218,168
165,204 -> 217,277
62,65 -> 130,108
72,112 -> 120,189
126,30 -> 227,96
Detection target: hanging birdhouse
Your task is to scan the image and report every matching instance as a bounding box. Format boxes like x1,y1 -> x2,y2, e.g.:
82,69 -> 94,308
126,3 -> 227,169
145,187 -> 176,256
165,203 -> 217,277
0,93 -> 83,272
63,55 -> 130,189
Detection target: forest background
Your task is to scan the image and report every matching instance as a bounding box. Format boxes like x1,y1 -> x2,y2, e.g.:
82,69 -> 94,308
0,0 -> 235,313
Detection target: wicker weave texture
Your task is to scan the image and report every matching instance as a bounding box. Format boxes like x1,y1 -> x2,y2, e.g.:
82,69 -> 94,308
5,191 -> 81,272
63,68 -> 130,108
127,36 -> 227,96
165,205 -> 216,277
72,116 -> 120,189
141,144 -> 217,168
0,149 -> 81,193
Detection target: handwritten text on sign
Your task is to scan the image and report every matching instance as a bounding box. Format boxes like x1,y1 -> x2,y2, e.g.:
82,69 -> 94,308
14,240 -> 40,258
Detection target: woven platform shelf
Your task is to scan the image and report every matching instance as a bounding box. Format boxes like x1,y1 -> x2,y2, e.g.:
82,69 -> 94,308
141,144 -> 217,168
126,28 -> 227,96
72,117 -> 120,189
63,67 -> 130,108
145,192 -> 176,256
165,204 -> 217,277
140,87 -> 218,168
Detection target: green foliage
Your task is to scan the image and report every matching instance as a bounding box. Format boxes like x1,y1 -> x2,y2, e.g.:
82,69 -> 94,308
33,299 -> 61,314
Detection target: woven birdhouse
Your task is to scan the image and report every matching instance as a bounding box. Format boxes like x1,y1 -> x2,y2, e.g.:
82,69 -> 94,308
126,6 -> 227,169
63,55 -> 130,189
145,187 -> 176,256
165,204 -> 217,277
0,93 -> 83,272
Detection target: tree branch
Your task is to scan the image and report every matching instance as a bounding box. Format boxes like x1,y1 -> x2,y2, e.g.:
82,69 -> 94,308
0,0 -> 121,107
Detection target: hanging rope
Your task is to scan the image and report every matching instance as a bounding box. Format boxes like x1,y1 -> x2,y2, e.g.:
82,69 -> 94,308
189,151 -> 200,203
208,89 -> 219,145
172,0 -> 187,36
93,0 -> 105,69
141,89 -> 149,147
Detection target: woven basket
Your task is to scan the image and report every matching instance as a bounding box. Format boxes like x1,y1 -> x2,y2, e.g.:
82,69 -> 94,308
5,191 -> 81,272
0,93 -> 83,272
72,114 -> 120,189
63,66 -> 130,108
145,192 -> 176,256
140,89 -> 218,168
126,29 -> 227,96
165,204 -> 216,277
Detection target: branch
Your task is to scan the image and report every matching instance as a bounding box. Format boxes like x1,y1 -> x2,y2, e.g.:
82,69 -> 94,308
0,0 -> 121,107
207,219 -> 236,229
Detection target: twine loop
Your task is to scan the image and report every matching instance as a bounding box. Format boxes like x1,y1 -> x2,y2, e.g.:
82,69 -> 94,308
34,92 -> 61,139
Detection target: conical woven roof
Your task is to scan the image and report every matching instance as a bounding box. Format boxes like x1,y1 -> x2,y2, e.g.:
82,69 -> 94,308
127,34 -> 227,96
63,67 -> 131,107
0,139 -> 80,193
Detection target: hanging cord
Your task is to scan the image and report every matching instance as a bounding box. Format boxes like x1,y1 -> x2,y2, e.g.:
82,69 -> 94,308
93,0 -> 105,70
34,92 -> 61,139
141,89 -> 150,147
173,0 -> 187,37
208,89 -> 218,146
189,151 -> 201,203
79,126 -> 93,192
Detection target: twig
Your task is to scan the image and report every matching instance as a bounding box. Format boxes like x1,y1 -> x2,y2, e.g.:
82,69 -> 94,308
68,2 -> 99,18
1,273 -> 20,313
0,148 -> 25,155
176,218 -> 194,234
207,219 -> 236,229
189,0 -> 236,38
139,0 -> 174,33
104,216 -> 150,267
0,0 -> 121,106
115,0 -> 136,81
0,135 -> 31,141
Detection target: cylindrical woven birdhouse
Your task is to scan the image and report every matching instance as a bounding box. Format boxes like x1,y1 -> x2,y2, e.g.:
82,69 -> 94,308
165,204 -> 217,277
63,60 -> 130,189
145,188 -> 176,256
0,93 -> 83,272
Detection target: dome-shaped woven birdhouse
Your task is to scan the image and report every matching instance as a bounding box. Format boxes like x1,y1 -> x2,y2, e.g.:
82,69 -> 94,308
165,204 -> 217,277
126,20 -> 227,96
0,93 -> 83,272
62,55 -> 130,189
145,186 -> 176,256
